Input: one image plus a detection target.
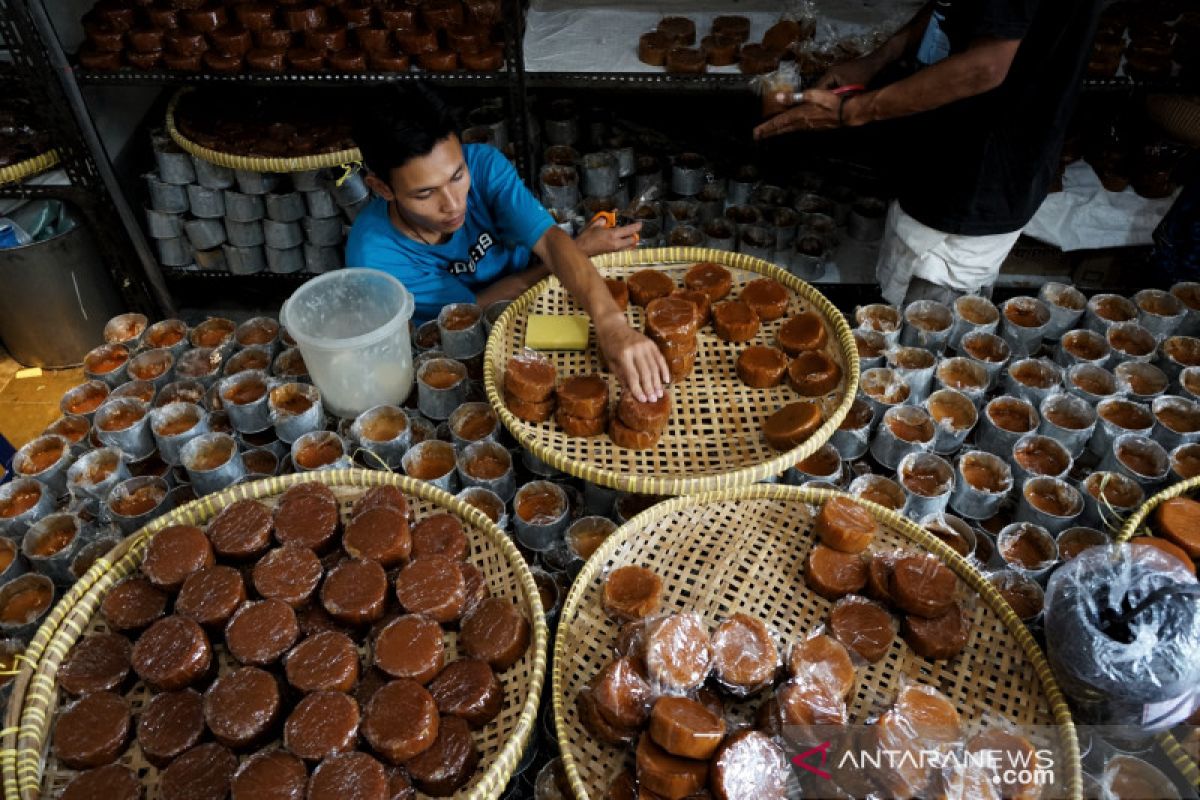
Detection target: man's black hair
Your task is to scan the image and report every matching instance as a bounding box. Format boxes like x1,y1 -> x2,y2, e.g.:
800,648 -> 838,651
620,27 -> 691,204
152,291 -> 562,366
353,83 -> 460,179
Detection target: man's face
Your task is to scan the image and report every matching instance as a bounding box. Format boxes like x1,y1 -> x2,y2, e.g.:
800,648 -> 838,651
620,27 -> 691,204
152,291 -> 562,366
372,134 -> 471,235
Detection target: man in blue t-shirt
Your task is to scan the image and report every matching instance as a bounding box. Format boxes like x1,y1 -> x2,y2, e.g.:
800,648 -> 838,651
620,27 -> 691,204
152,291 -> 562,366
348,85 -> 667,402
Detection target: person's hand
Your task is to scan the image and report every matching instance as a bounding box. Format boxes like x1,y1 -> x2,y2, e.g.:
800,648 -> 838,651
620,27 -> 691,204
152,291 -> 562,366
813,57 -> 880,90
753,89 -> 843,140
594,313 -> 669,403
575,219 -> 642,257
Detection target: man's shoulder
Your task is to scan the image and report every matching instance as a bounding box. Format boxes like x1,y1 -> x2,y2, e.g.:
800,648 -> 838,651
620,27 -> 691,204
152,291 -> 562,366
346,199 -> 414,261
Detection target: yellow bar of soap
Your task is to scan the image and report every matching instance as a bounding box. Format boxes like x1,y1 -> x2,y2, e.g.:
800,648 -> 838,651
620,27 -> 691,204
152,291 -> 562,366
525,314 -> 590,350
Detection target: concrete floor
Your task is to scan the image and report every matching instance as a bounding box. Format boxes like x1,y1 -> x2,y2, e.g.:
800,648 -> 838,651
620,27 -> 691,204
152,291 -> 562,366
0,343 -> 84,458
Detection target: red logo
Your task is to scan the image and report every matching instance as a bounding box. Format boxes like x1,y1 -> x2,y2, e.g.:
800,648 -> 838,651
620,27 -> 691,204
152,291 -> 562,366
791,740 -> 833,780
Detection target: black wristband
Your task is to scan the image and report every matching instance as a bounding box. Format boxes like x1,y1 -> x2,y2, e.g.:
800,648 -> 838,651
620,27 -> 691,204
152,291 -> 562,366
838,94 -> 851,127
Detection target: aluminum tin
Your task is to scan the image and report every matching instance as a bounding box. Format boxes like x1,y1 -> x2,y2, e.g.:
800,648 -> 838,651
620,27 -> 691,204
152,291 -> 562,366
513,480 -> 569,552
1079,470 -> 1144,532
0,574 -> 55,641
302,215 -> 343,247
870,405 -> 935,470
958,331 -> 1010,389
192,156 -> 234,189
1016,476 -> 1084,534
416,358 -> 468,420
83,343 -> 130,387
1113,361 -> 1169,403
263,218 -> 303,249
926,388 -> 977,455
149,401 -> 209,465
1150,395 -> 1200,450
0,478 -> 54,540
183,217 -> 226,250
290,430 -> 353,473
886,347 -> 937,403
1099,433 -> 1170,489
186,183 -> 225,218
456,486 -> 509,531
1090,399 -> 1155,458
105,476 -> 171,534
180,432 -> 245,495
1038,392 -> 1098,458
225,244 -> 267,275
456,440 -> 516,502
304,189 -> 338,219
1084,294 -> 1138,334
267,382 -> 323,445
901,300 -> 953,354
1002,358 -> 1063,409
948,295 -> 1000,351
1010,434 -> 1073,495
225,219 -> 264,247
146,173 -> 189,213
401,440 -> 459,493
102,313 -> 147,347
349,405 -> 410,470
950,450 -> 1012,520
266,245 -> 304,274
217,369 -> 273,434
996,522 -> 1059,583
438,303 -> 486,359
235,170 -> 279,195
1065,363 -> 1118,406
785,442 -> 843,486
1055,329 -> 1112,369
1132,289 -> 1186,340
265,190 -> 307,221
670,153 -> 706,197
999,297 -> 1052,358
1038,282 -> 1087,341
898,451 -> 954,518
848,473 -> 907,512
855,304 -> 903,347
145,208 -> 184,239
830,398 -> 872,461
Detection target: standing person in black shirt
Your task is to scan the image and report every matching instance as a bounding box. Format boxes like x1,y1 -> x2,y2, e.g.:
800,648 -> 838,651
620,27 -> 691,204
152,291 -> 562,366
755,0 -> 1104,305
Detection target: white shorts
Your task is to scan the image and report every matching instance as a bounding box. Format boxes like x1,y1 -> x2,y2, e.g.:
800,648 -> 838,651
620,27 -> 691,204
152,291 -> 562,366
876,201 -> 1022,306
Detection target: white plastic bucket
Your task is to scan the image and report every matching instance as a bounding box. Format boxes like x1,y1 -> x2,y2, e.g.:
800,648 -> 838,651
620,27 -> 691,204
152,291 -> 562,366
280,269 -> 414,418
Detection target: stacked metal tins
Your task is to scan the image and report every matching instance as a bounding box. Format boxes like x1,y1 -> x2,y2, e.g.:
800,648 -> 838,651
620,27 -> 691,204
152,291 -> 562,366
143,131 -> 368,275
824,281 -> 1200,643
532,98 -> 888,285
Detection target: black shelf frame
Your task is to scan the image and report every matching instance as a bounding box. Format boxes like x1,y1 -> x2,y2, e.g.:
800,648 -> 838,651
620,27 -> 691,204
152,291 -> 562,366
74,67 -> 513,88
7,0 -> 1195,304
2,0 -> 172,316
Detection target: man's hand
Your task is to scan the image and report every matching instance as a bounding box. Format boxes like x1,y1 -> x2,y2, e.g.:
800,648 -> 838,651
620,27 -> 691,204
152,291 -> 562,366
575,219 -> 642,257
754,89 -> 843,140
594,312 -> 669,403
813,57 -> 882,90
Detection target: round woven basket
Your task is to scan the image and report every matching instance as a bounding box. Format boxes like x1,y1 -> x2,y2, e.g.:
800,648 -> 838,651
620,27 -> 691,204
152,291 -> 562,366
166,88 -> 362,173
552,484 -> 1082,799
2,469 -> 547,800
1118,474 -> 1200,791
0,149 -> 60,187
484,247 -> 859,494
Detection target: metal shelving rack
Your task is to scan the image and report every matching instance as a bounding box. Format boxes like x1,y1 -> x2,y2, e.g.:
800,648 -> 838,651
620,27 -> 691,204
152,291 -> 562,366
10,0 -> 533,299
8,0 -> 1196,304
0,0 -> 168,314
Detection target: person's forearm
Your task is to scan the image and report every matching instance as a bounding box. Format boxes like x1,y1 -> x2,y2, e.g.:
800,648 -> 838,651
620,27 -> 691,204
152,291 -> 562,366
475,263 -> 550,308
844,38 -> 1020,125
862,2 -> 937,74
537,227 -> 625,329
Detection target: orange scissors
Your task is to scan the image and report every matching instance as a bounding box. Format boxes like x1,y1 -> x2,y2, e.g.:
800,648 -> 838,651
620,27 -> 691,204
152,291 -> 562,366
588,185 -> 661,245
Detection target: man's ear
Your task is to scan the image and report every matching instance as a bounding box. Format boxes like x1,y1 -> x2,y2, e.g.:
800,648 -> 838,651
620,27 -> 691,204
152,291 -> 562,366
364,174 -> 395,201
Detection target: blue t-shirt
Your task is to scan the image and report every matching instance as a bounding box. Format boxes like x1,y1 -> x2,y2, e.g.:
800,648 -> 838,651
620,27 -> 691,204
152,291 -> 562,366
345,143 -> 555,324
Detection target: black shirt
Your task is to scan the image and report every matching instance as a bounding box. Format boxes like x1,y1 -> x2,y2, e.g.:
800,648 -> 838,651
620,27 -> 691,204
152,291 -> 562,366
898,0 -> 1103,236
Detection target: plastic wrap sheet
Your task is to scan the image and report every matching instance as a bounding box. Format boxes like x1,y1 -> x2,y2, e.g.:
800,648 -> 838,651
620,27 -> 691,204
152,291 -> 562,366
1025,162 -> 1180,252
1045,545 -> 1200,729
523,0 -> 922,73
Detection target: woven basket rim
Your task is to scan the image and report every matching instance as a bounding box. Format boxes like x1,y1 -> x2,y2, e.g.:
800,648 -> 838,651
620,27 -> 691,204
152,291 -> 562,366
483,247 -> 861,495
551,484 -> 1082,800
1116,474 -> 1200,788
166,88 -> 363,173
0,149 -> 60,188
3,469 -> 547,800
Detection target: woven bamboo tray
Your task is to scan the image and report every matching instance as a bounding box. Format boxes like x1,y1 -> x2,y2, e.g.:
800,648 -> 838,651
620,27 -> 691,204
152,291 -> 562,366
1118,474 -> 1200,791
0,149 -> 60,187
166,88 -> 362,173
3,469 -> 547,800
484,248 -> 859,494
552,484 -> 1082,799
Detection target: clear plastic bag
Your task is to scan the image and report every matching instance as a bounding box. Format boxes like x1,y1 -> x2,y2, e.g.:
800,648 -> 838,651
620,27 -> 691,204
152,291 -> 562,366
1045,544 -> 1200,730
